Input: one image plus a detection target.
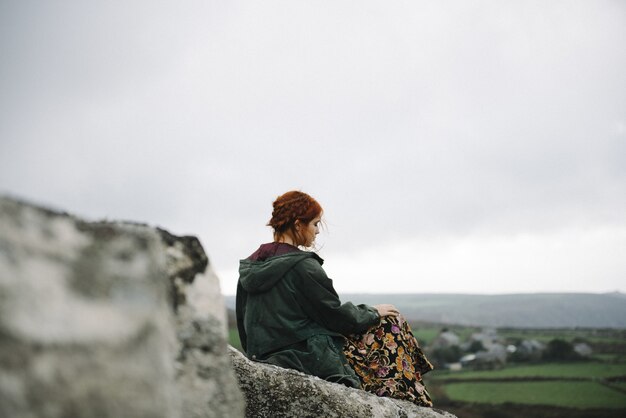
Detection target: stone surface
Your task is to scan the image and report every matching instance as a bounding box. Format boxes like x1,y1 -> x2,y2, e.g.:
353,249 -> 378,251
0,194 -> 458,418
161,228 -> 245,418
229,346 -> 457,418
0,196 -> 244,418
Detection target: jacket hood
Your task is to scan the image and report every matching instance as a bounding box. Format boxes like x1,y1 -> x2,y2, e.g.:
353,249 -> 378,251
239,251 -> 323,294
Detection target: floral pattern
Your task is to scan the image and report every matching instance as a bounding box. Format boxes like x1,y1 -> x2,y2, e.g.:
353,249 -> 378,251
344,315 -> 434,407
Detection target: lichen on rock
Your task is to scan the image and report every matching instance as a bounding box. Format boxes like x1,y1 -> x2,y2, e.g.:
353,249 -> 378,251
229,346 -> 457,418
0,195 -> 456,418
0,195 -> 244,418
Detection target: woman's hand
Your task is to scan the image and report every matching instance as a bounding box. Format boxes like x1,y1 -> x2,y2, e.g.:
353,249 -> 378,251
374,304 -> 400,317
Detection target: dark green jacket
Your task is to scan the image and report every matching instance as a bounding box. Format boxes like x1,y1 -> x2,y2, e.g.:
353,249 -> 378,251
236,250 -> 380,387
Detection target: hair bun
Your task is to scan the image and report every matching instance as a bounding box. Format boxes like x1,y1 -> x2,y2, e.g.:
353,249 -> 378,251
267,191 -> 322,237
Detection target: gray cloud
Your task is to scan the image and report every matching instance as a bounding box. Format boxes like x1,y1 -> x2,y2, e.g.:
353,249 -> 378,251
1,1 -> 625,293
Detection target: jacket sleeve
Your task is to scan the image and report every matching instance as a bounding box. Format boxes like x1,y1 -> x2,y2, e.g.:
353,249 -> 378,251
235,281 -> 248,353
293,258 -> 380,336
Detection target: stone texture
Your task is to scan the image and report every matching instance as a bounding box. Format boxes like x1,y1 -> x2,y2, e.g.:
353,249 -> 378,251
0,194 -> 458,418
0,196 -> 244,418
229,346 -> 457,418
161,228 -> 245,418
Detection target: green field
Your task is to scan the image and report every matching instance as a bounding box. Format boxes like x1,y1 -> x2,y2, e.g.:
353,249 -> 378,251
410,323 -> 478,345
419,324 -> 626,414
229,328 -> 242,351
497,329 -> 626,345
611,382 -> 626,392
434,362 -> 626,380
227,313 -> 626,415
443,381 -> 626,409
411,327 -> 441,345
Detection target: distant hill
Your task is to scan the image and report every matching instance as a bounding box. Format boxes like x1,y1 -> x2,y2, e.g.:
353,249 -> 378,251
224,292 -> 626,329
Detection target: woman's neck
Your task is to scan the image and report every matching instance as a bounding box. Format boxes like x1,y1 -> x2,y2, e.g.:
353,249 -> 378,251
275,235 -> 297,247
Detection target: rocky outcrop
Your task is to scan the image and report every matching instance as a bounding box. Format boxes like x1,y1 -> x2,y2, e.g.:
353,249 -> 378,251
159,228 -> 245,418
0,196 -> 244,418
230,347 -> 456,418
0,195 -> 457,418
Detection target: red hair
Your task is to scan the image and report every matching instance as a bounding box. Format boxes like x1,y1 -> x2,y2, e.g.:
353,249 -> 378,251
268,191 -> 323,242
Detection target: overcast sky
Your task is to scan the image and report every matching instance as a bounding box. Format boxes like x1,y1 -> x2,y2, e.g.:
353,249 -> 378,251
1,1 -> 625,296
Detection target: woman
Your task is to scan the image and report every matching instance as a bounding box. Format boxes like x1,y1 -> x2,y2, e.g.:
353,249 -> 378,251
236,190 -> 433,406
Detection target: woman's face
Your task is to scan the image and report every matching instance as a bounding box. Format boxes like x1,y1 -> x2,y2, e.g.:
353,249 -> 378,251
300,216 -> 321,247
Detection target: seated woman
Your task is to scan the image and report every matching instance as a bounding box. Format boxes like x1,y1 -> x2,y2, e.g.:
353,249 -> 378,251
236,190 -> 433,407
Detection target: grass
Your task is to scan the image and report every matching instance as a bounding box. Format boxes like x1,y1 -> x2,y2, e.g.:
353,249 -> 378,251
409,323 -> 478,345
610,382 -> 626,391
411,327 -> 440,346
593,354 -> 624,362
444,381 -> 626,409
497,329 -> 626,345
434,362 -> 626,380
229,328 -> 242,351
227,321 -> 626,411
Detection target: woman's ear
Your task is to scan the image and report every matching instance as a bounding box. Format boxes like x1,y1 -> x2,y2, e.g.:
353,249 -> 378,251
294,219 -> 301,231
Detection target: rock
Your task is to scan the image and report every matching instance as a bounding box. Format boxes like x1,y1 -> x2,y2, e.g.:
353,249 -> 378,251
161,227 -> 244,418
0,195 -> 457,417
0,196 -> 244,418
229,346 -> 457,418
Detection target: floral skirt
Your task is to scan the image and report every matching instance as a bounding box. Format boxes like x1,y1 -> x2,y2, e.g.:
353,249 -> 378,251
344,315 -> 434,407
